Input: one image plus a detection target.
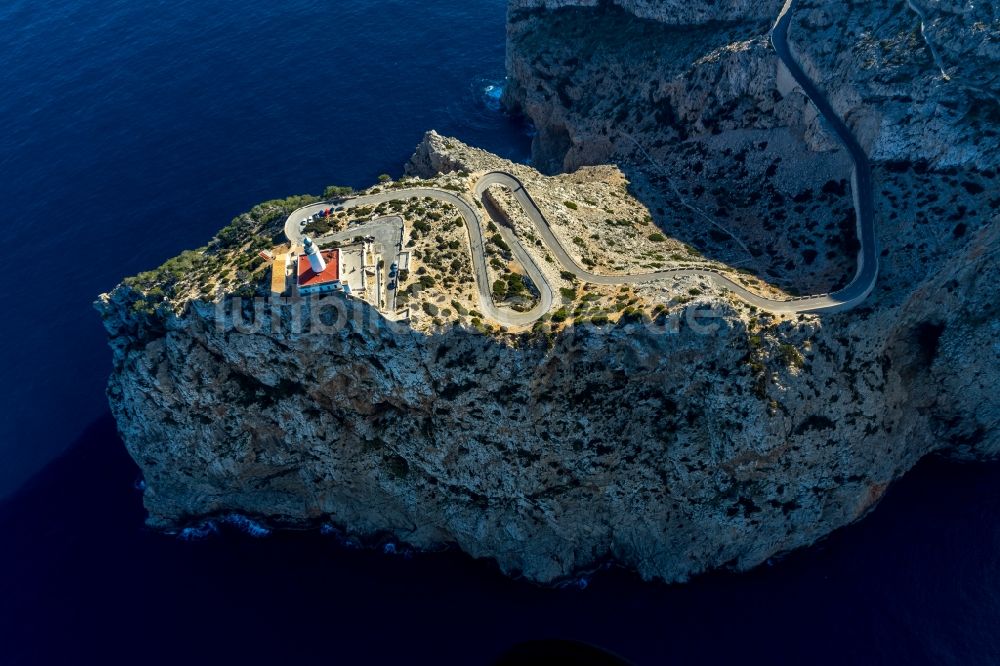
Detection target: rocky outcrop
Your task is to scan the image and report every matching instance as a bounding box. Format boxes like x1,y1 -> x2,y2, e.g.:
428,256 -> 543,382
97,0 -> 1000,584
97,131 -> 999,583
504,0 -> 1000,171
789,0 -> 1000,168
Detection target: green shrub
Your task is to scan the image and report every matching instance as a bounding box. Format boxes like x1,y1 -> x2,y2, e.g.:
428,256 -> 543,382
779,344 -> 805,368
323,185 -> 353,199
564,201 -> 578,210
648,232 -> 667,243
304,217 -> 333,236
506,274 -> 528,295
490,234 -> 510,254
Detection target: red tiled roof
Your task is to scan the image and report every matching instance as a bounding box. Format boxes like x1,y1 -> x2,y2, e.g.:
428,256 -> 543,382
297,249 -> 340,287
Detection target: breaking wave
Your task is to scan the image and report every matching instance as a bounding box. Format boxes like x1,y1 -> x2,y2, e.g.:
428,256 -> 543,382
177,521 -> 219,541
221,514 -> 272,538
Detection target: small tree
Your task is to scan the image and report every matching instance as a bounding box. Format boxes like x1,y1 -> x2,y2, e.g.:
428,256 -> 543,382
507,274 -> 527,295
378,174 -> 392,183
323,185 -> 353,199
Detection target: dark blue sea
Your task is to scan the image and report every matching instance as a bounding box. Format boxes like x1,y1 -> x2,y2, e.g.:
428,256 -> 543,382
0,1 -> 998,663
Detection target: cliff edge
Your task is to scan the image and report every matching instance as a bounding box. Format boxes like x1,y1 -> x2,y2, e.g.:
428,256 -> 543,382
98,128 -> 998,583
96,0 -> 999,583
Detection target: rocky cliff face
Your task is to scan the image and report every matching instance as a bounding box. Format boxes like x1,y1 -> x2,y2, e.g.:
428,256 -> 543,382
790,0 -> 1000,167
98,129 -> 999,583
504,0 -> 1000,172
97,0 -> 1000,584
503,2 -> 790,173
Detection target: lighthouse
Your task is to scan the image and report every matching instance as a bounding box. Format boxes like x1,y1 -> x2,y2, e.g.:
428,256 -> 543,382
303,236 -> 326,273
297,238 -> 342,295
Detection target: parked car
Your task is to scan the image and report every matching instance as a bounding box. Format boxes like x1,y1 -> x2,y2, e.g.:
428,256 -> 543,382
389,262 -> 399,276
388,281 -> 396,290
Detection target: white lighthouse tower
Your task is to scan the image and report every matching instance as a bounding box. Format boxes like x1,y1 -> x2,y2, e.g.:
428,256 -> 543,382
303,236 -> 326,273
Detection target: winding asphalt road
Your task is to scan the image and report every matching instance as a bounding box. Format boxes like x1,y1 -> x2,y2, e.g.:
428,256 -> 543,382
285,187 -> 554,326
769,0 -> 879,311
284,0 -> 878,324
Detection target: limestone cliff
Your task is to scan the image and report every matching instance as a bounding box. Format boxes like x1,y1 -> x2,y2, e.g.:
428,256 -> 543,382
98,130 -> 998,584
96,0 -> 1000,584
504,0 -> 1000,172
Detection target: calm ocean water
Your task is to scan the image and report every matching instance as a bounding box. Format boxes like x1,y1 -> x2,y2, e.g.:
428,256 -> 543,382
0,0 -> 529,498
1,0 -> 998,663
